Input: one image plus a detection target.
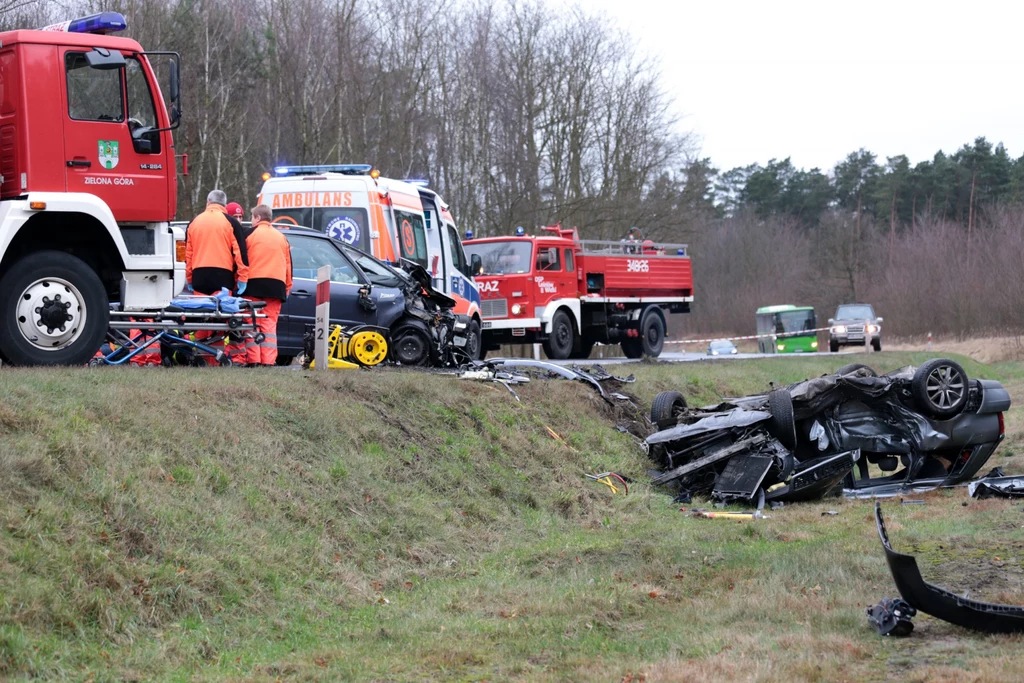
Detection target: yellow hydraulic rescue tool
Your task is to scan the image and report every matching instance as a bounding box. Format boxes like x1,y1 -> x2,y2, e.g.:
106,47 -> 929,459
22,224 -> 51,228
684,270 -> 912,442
310,325 -> 389,369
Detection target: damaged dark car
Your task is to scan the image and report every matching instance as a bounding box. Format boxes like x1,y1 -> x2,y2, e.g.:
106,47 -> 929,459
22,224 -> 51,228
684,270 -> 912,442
644,359 -> 1011,504
281,229 -> 467,367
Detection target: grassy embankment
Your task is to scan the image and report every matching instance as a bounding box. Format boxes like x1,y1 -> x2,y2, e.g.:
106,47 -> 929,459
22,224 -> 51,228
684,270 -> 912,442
2,352 -> 1023,681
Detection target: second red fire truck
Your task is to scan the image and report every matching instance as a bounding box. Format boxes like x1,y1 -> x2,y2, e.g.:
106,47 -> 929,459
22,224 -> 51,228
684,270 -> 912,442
463,226 -> 693,359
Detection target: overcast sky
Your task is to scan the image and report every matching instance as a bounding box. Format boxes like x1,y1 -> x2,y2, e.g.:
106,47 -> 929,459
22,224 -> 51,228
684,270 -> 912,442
577,0 -> 1024,173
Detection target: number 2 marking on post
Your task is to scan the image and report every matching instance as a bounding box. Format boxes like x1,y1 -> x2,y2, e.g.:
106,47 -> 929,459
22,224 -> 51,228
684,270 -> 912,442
627,259 -> 650,273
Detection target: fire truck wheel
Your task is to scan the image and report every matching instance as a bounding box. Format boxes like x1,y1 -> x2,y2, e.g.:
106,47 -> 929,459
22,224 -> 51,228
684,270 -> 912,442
570,338 -> 594,359
621,338 -> 643,358
543,309 -> 576,360
0,251 -> 109,366
640,310 -> 666,357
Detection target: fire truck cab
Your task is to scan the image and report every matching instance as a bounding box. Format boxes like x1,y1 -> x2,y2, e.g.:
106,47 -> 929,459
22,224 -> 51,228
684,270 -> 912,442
258,166 -> 483,357
0,12 -> 183,366
464,227 -> 693,359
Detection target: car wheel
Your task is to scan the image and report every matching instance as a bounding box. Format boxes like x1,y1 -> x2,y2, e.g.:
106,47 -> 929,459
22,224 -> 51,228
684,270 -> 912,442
465,319 -> 483,361
829,339 -> 839,353
390,325 -> 430,366
911,358 -> 968,418
872,338 -> 882,352
768,389 -> 797,450
640,310 -> 666,357
0,250 -> 109,366
542,309 -> 575,360
835,363 -> 877,377
651,390 -> 687,431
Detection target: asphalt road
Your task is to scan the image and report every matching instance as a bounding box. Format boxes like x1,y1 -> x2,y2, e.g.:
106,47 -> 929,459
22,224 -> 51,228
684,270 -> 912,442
537,348 -> 864,366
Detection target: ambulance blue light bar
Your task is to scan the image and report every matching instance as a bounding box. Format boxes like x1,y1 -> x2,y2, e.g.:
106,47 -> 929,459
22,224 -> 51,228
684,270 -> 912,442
41,12 -> 128,34
403,178 -> 430,188
274,164 -> 372,177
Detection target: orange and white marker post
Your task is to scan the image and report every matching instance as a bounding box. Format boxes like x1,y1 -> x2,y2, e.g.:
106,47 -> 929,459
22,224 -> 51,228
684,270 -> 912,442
315,264 -> 330,371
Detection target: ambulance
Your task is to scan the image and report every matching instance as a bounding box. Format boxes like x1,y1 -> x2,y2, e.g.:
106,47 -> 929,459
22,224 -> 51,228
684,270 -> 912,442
257,165 -> 483,358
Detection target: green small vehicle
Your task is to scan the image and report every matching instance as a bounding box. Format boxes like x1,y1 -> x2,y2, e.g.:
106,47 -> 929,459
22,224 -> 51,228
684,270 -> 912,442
755,305 -> 818,353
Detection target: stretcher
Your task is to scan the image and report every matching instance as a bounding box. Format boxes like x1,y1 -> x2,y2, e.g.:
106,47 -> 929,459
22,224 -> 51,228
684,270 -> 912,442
93,293 -> 266,367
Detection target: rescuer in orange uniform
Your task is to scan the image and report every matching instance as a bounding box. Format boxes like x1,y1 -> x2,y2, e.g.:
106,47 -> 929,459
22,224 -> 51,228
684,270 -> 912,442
243,204 -> 292,366
185,189 -> 250,296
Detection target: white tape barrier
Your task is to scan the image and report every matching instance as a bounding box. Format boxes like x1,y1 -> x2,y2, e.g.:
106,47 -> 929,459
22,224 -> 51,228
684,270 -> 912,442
663,327 -> 834,346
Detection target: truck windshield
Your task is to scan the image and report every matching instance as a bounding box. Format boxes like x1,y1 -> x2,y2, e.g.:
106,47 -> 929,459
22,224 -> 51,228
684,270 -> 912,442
835,305 -> 875,320
464,241 -> 533,275
776,310 -> 816,334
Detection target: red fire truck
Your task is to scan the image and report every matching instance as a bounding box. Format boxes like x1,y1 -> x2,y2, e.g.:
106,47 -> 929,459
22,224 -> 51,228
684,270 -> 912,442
463,226 -> 693,359
0,12 -> 183,366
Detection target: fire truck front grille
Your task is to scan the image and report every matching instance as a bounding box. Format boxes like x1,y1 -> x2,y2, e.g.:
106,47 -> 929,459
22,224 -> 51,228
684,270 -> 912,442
481,298 -> 508,319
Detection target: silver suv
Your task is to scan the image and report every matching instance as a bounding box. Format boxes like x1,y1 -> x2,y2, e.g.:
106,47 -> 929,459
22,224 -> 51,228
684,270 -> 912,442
829,303 -> 882,352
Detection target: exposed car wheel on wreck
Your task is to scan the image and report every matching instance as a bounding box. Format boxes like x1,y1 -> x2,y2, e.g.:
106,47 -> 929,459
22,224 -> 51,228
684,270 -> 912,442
651,390 -> 687,431
910,358 -> 968,419
642,358 -> 1011,504
767,389 -> 797,450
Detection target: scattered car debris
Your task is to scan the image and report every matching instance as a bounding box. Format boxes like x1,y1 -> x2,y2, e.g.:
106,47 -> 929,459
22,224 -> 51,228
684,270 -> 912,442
822,510 -> 839,516
866,597 -> 916,637
969,473 -> 1024,499
459,359 -> 635,404
875,502 -> 1024,633
643,359 -> 1011,504
900,499 -> 926,505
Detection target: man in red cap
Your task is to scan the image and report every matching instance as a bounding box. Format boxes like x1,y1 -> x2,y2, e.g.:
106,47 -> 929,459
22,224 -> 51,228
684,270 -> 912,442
226,201 -> 245,222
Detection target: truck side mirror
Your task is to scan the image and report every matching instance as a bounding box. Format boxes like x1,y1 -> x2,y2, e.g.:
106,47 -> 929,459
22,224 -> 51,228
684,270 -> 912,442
168,59 -> 180,125
86,47 -> 125,70
470,253 -> 483,276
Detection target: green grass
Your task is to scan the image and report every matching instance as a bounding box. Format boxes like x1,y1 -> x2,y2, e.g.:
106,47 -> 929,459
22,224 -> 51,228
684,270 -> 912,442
1,353 -> 1022,680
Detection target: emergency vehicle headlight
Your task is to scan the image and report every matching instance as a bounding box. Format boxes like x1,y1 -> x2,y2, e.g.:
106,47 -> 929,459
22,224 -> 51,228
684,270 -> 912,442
511,304 -> 522,315
29,201 -> 46,210
42,11 -> 127,34
261,172 -> 271,181
370,169 -> 380,179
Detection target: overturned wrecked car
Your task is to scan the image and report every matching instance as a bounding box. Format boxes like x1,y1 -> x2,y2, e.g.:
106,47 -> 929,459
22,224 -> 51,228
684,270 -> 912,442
644,359 -> 1010,504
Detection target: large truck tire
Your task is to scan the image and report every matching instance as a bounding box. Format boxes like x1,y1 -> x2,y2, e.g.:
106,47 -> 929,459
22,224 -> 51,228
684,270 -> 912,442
640,309 -> 665,357
621,338 -> 643,358
569,337 -> 594,359
0,251 -> 109,366
542,309 -> 575,360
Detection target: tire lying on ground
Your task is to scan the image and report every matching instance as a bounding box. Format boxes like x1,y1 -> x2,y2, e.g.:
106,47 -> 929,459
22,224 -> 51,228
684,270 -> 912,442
835,363 -> 878,377
911,358 -> 969,419
650,390 -> 687,431
768,389 -> 798,450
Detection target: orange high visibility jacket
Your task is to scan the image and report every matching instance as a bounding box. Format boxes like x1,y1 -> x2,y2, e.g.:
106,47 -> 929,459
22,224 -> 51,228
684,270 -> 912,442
185,204 -> 250,294
243,221 -> 293,301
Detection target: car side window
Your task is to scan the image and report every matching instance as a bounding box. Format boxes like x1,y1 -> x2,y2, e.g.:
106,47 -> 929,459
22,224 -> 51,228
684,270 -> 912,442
564,248 -> 574,273
287,236 -> 362,284
446,224 -> 470,278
